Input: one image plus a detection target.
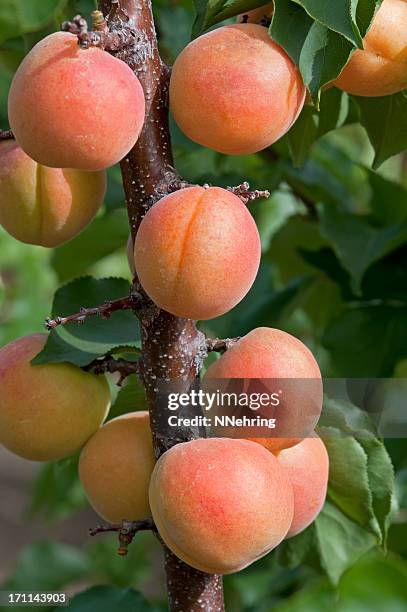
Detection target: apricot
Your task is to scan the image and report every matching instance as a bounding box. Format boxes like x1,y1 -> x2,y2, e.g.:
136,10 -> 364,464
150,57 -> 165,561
169,24 -> 305,155
203,327 -> 323,451
149,438 -> 294,574
8,32 -> 145,171
0,334 -> 110,461
237,3 -> 274,24
0,141 -> 106,247
79,411 -> 155,523
134,186 -> 261,320
334,0 -> 407,96
277,435 -> 329,537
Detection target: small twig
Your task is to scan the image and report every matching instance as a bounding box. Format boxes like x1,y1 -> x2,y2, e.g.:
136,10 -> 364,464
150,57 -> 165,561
45,291 -> 143,331
0,130 -> 14,141
85,356 -> 140,385
206,337 -> 240,353
61,14 -> 88,36
227,182 -> 270,204
89,519 -> 156,556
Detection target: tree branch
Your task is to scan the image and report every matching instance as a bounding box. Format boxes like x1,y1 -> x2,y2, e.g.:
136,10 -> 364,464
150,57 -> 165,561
97,2 -> 225,610
44,290 -> 143,330
84,356 -> 140,385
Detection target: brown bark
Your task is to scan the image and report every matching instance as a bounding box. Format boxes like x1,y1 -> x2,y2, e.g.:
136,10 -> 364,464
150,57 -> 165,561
98,1 -> 225,610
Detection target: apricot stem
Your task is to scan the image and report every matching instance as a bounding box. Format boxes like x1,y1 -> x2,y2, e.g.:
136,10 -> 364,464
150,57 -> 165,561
0,129 -> 13,140
227,181 -> 270,204
206,337 -> 240,353
89,518 -> 157,556
84,356 -> 140,385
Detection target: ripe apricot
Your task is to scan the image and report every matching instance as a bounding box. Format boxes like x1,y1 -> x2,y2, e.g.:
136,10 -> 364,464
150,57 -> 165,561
79,411 -> 155,523
277,435 -> 329,537
237,3 -> 274,24
334,0 -> 407,96
0,141 -> 106,247
169,24 -> 305,155
203,327 -> 323,451
134,186 -> 261,320
149,438 -> 294,574
8,32 -> 145,171
0,334 -> 110,461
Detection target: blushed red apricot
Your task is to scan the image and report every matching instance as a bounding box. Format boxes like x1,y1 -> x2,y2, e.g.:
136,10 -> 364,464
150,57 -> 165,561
79,411 -> 155,523
237,3 -> 274,24
203,327 -> 323,451
149,438 -> 294,574
277,435 -> 329,537
169,24 -> 305,155
0,141 -> 106,247
334,0 -> 407,96
0,334 -> 110,461
134,186 -> 261,320
8,32 -> 145,171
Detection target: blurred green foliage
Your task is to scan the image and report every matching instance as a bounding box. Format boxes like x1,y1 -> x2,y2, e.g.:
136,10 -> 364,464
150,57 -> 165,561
0,1 -> 406,611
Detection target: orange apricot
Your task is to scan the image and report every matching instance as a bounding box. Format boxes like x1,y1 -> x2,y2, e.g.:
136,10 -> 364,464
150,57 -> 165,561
277,435 -> 329,537
79,411 -> 156,523
149,438 -> 294,574
134,186 -> 261,320
169,24 -> 305,155
203,327 -> 323,451
8,32 -> 145,171
334,0 -> 407,96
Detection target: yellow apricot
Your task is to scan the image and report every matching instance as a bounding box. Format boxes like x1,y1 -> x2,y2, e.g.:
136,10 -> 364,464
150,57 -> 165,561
0,141 -> 106,247
0,334 -> 110,461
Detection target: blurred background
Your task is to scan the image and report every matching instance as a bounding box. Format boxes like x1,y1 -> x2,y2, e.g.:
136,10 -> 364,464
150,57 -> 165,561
0,1 -> 406,610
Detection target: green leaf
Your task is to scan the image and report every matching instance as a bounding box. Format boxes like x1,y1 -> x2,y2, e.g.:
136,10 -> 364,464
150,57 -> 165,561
292,0 -> 365,47
317,87 -> 349,138
324,434 -> 382,540
314,502 -> 376,584
0,0 -> 67,43
368,171 -> 407,226
109,375 -> 147,420
317,204 -> 407,293
323,304 -> 407,377
276,526 -> 315,568
192,0 -> 267,37
51,209 -> 129,282
271,1 -> 354,102
254,190 -> 302,250
358,436 -> 395,546
29,454 -> 86,521
353,92 -> 407,169
33,277 -> 140,367
67,586 -> 152,612
286,105 -> 318,167
5,541 -> 89,591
